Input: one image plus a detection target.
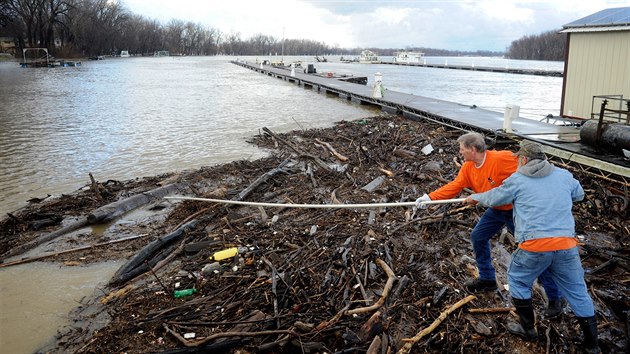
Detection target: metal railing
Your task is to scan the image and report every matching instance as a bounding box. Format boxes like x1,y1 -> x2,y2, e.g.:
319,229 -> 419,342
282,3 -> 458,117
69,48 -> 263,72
590,95 -> 630,124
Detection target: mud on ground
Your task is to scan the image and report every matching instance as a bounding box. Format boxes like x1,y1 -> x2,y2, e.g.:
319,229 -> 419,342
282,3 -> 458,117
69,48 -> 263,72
1,114 -> 628,353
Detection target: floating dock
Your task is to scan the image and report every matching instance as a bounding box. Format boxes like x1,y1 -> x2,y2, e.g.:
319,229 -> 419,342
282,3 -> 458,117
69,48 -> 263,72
20,60 -> 82,68
20,48 -> 82,68
379,61 -> 563,77
232,60 -> 629,183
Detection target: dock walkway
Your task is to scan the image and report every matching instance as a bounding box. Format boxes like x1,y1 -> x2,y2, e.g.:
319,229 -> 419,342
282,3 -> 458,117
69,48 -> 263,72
379,61 -> 563,77
232,61 -> 629,181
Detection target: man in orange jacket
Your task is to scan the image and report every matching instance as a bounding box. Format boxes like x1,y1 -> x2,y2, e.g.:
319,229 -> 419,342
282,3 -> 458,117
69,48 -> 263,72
416,132 -> 562,316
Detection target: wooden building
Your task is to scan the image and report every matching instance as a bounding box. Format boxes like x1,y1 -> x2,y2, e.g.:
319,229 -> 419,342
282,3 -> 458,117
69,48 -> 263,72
560,7 -> 630,122
0,36 -> 16,56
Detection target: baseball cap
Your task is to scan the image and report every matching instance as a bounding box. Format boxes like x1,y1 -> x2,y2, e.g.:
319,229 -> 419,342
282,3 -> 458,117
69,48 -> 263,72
514,141 -> 546,160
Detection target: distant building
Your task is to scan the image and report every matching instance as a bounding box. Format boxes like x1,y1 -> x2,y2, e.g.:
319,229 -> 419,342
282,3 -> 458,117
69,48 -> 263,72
560,7 -> 630,122
0,37 -> 16,56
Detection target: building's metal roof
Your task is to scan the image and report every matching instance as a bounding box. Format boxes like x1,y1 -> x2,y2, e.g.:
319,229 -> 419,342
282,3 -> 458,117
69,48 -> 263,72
563,7 -> 630,29
560,25 -> 629,33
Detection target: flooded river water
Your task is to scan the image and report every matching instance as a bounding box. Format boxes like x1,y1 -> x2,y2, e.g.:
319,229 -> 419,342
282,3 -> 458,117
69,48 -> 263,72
0,55 -> 562,353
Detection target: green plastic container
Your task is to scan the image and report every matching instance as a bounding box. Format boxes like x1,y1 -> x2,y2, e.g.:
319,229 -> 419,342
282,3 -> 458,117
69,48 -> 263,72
174,288 -> 197,298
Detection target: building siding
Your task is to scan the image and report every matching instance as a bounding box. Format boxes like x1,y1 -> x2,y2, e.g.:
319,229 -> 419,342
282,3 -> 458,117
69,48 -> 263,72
563,31 -> 630,120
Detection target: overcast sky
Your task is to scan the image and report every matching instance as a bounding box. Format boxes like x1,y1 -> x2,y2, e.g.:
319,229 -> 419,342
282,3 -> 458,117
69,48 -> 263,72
121,0 -> 628,51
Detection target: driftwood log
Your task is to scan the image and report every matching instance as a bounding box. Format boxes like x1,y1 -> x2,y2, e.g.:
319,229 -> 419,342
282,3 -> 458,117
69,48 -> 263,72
109,220 -> 198,285
236,159 -> 289,201
315,258 -> 396,331
1,216 -> 89,261
88,182 -> 184,224
262,127 -> 333,172
398,295 -> 477,354
315,138 -> 349,162
0,234 -> 148,268
2,182 -> 186,262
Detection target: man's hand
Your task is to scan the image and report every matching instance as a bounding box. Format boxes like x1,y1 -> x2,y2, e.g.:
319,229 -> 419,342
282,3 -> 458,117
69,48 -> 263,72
464,195 -> 478,205
415,193 -> 431,209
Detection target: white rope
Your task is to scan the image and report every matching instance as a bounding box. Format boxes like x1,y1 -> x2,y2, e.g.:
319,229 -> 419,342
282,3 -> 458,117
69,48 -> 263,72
164,196 -> 466,209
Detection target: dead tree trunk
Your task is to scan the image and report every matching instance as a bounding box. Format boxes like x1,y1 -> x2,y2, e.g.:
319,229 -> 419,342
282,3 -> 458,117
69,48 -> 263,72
88,183 -> 185,224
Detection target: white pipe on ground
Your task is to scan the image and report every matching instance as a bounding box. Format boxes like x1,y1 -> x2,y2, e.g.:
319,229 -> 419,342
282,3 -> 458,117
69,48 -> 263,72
164,196 -> 467,209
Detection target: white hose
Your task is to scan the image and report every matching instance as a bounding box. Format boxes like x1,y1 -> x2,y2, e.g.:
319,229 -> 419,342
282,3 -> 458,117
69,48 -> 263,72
164,196 -> 466,209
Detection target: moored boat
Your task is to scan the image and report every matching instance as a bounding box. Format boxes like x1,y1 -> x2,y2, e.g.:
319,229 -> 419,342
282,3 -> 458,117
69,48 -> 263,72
393,51 -> 425,63
359,50 -> 380,64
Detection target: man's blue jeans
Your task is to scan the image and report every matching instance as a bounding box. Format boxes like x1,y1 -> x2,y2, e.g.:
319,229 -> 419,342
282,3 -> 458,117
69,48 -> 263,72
508,247 -> 595,318
471,208 -> 560,300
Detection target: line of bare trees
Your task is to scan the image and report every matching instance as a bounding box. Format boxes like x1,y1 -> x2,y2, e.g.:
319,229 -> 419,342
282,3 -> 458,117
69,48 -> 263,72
0,0 -> 334,57
506,29 -> 566,61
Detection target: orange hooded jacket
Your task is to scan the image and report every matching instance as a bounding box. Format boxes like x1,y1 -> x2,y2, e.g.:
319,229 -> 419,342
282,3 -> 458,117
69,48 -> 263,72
428,150 -> 516,211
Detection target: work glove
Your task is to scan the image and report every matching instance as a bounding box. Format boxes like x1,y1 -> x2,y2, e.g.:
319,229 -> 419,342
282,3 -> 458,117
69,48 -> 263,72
415,193 -> 431,209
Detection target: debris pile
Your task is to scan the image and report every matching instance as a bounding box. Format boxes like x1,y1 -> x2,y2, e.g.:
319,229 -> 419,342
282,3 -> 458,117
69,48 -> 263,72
1,114 -> 628,353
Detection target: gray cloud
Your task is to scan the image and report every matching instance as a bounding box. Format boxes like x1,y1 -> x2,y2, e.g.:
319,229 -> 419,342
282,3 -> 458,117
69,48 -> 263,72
301,0 -> 625,50
124,0 -> 627,51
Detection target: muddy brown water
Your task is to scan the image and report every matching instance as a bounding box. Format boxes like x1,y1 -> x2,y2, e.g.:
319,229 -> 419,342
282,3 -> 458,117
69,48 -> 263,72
0,261 -> 122,353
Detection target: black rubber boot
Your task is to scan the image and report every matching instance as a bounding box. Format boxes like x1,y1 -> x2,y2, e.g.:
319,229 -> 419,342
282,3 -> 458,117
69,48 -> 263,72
544,298 -> 564,319
464,277 -> 497,292
577,316 -> 600,354
507,297 -> 538,341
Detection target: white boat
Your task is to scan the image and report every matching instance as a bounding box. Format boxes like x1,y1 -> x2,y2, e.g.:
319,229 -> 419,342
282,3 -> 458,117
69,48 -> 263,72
393,51 -> 425,64
120,50 -> 130,58
359,50 -> 380,64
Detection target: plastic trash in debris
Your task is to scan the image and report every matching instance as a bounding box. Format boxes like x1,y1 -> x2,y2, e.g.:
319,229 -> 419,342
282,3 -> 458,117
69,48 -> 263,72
202,262 -> 221,275
460,255 -> 475,264
210,247 -> 248,261
421,144 -> 434,155
183,332 -> 196,339
173,288 -> 197,298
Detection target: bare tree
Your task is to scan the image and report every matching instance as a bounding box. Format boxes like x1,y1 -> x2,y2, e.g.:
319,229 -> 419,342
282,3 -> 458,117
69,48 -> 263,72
220,31 -> 242,55
136,18 -> 164,55
182,21 -> 204,55
248,33 -> 276,55
165,18 -> 184,54
0,0 -> 14,27
67,0 -> 128,55
6,0 -> 44,48
507,29 -> 565,61
41,0 -> 71,53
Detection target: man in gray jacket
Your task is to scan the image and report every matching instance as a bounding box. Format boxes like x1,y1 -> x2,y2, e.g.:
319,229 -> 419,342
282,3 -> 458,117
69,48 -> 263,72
465,141 -> 599,354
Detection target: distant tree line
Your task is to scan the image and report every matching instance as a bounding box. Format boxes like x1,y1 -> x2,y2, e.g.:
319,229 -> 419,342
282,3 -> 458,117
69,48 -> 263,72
0,0 -> 338,57
1,0 -> 562,60
373,48 -> 503,57
1,0 -> 216,57
506,29 -> 566,61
